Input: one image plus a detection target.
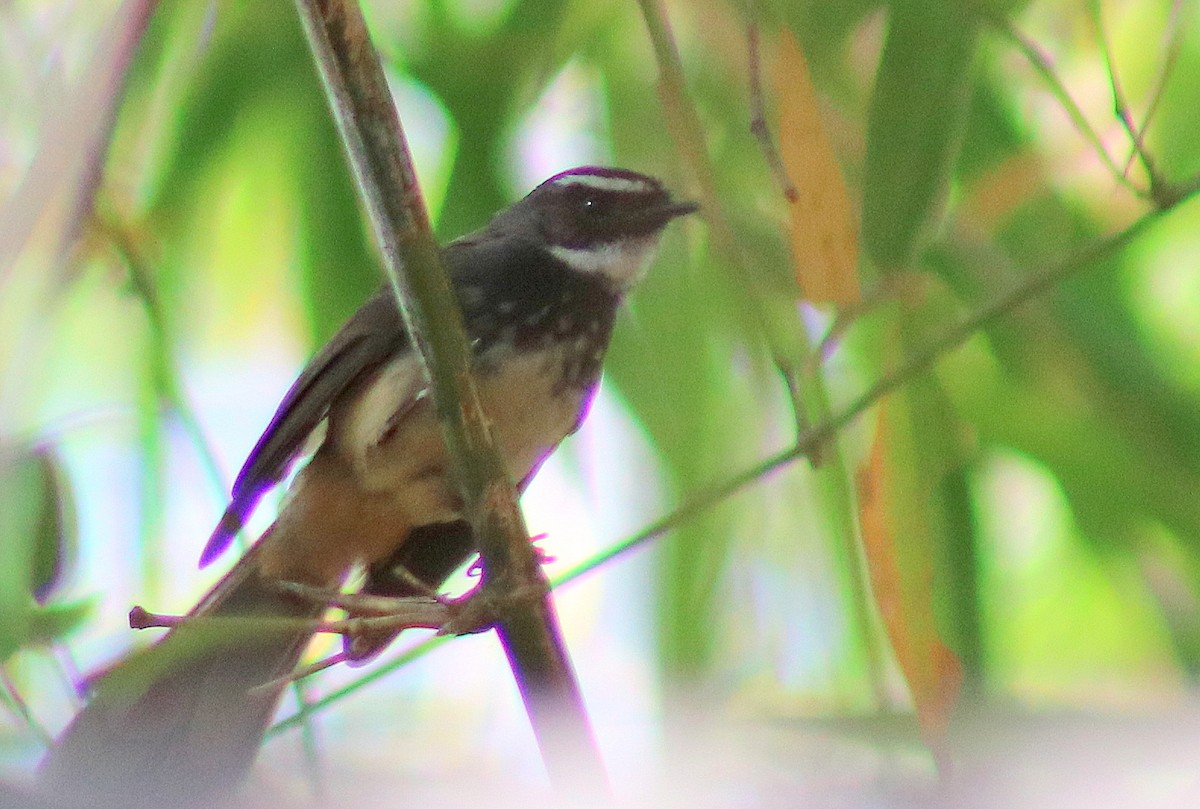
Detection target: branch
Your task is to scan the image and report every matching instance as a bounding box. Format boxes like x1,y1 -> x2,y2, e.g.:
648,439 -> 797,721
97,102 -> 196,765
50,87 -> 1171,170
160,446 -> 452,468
746,20 -> 798,203
57,0 -> 159,274
291,0 -> 606,797
129,600 -> 451,636
270,180 -> 1200,735
1131,0 -> 1187,172
1089,0 -> 1199,209
980,8 -> 1147,200
571,184 -> 1200,573
0,0 -> 158,283
1,666 -> 52,746
637,0 -> 811,437
1089,0 -> 1160,189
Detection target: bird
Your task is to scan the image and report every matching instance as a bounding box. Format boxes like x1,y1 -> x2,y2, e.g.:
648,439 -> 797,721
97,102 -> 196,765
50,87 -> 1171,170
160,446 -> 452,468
38,166 -> 697,808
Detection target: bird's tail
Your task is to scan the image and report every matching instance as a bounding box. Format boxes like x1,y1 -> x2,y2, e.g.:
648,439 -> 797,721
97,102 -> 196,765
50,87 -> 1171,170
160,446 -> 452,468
38,532 -> 332,809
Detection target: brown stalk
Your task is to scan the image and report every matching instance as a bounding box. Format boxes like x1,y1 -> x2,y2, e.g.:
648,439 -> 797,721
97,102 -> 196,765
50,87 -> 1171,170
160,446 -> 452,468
291,0 -> 608,798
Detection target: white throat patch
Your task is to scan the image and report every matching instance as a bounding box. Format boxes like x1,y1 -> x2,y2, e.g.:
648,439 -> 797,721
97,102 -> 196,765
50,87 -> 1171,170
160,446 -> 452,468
549,236 -> 660,288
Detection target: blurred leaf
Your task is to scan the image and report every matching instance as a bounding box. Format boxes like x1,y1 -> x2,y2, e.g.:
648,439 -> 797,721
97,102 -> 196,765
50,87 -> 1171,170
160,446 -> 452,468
858,392 -> 963,762
26,599 -> 94,646
863,0 -> 980,270
1146,10 -> 1200,179
856,288 -> 973,757
0,450 -> 40,660
407,0 -> 572,240
956,75 -> 1029,185
775,28 -> 861,305
770,0 -> 884,81
0,445 -> 80,659
605,244 -> 751,675
933,464 -> 985,692
601,43 -> 768,676
29,447 -> 78,603
143,1 -> 378,342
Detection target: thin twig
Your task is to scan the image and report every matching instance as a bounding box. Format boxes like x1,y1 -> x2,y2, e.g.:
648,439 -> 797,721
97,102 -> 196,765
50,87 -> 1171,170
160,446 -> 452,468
1,666 -> 53,746
982,9 -> 1147,199
52,644 -> 87,706
807,274 -> 932,374
1090,0 -> 1196,209
277,581 -> 455,630
292,0 -> 607,796
252,653 -> 349,695
56,0 -> 160,279
278,576 -> 451,611
276,581 -> 389,614
99,213 -> 230,505
270,635 -> 454,736
127,605 -> 184,629
128,606 -> 316,632
637,0 -> 813,449
129,602 -> 451,635
1133,0 -> 1187,171
269,180 -> 1200,734
1088,0 -> 1159,185
291,677 -> 328,802
747,20 -> 798,202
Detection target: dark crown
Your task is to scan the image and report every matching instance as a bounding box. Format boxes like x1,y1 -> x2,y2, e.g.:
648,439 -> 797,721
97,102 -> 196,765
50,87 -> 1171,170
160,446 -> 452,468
500,166 -> 698,251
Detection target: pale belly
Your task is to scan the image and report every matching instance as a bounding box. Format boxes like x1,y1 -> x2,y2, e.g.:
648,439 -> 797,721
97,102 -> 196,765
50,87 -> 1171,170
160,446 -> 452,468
258,346 -> 590,584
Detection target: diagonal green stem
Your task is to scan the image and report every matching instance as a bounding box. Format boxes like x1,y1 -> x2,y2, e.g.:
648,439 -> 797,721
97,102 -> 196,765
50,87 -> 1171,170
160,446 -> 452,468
292,0 -> 606,796
270,175 -> 1200,732
980,7 -> 1146,199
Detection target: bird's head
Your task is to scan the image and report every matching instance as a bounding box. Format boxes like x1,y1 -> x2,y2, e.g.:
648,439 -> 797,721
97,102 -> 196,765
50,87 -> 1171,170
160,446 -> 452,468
492,166 -> 698,290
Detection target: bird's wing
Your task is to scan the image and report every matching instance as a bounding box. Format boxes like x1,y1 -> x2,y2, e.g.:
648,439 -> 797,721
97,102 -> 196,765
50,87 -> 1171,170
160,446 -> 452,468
199,289 -> 408,567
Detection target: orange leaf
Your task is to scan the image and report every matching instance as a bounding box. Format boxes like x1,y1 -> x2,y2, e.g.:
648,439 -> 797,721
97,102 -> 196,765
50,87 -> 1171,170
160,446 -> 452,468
774,29 -> 860,305
959,151 -> 1045,231
858,401 -> 962,767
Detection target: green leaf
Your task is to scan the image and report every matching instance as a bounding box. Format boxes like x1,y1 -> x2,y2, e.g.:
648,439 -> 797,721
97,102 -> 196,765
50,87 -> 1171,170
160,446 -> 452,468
0,448 -> 49,656
863,0 -> 980,270
0,446 -> 84,660
30,447 -> 78,603
26,599 -> 94,645
859,323 -> 967,762
771,0 -> 885,79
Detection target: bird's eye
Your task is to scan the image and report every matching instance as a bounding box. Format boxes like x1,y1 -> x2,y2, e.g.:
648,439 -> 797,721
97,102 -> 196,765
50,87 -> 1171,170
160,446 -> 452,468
580,196 -> 607,216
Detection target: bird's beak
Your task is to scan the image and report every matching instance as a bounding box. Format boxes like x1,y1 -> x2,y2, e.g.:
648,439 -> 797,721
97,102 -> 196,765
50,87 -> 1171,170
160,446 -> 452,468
660,199 -> 701,220
636,199 -> 699,230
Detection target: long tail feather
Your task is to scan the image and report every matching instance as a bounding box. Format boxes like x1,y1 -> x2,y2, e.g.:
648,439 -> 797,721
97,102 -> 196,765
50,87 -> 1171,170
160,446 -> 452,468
39,540 -> 331,809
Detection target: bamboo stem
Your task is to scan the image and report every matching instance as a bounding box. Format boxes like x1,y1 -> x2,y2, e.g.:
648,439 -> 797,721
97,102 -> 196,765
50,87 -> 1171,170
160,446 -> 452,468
291,0 -> 607,797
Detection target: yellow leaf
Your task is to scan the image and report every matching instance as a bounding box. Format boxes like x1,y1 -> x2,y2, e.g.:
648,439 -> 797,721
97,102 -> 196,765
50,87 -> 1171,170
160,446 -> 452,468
775,29 -> 860,305
858,399 -> 962,766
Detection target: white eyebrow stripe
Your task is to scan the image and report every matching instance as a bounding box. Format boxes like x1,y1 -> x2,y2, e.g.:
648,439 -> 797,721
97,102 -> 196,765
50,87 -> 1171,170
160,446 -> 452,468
552,174 -> 651,194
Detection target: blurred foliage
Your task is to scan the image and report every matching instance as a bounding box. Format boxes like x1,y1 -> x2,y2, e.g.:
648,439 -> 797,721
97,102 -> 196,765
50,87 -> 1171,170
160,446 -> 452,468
0,445 -> 89,663
2,0 -> 1200,799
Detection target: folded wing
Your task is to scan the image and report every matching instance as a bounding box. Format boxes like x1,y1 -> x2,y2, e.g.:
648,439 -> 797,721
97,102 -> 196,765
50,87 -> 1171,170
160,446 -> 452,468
199,289 -> 409,566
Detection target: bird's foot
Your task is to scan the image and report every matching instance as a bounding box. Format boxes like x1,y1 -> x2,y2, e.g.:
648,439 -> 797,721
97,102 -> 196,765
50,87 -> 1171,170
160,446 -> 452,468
438,575 -> 550,636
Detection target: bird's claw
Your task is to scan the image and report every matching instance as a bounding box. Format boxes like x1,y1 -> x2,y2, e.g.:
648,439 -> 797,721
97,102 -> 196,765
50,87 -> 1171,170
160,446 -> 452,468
439,577 -> 549,636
